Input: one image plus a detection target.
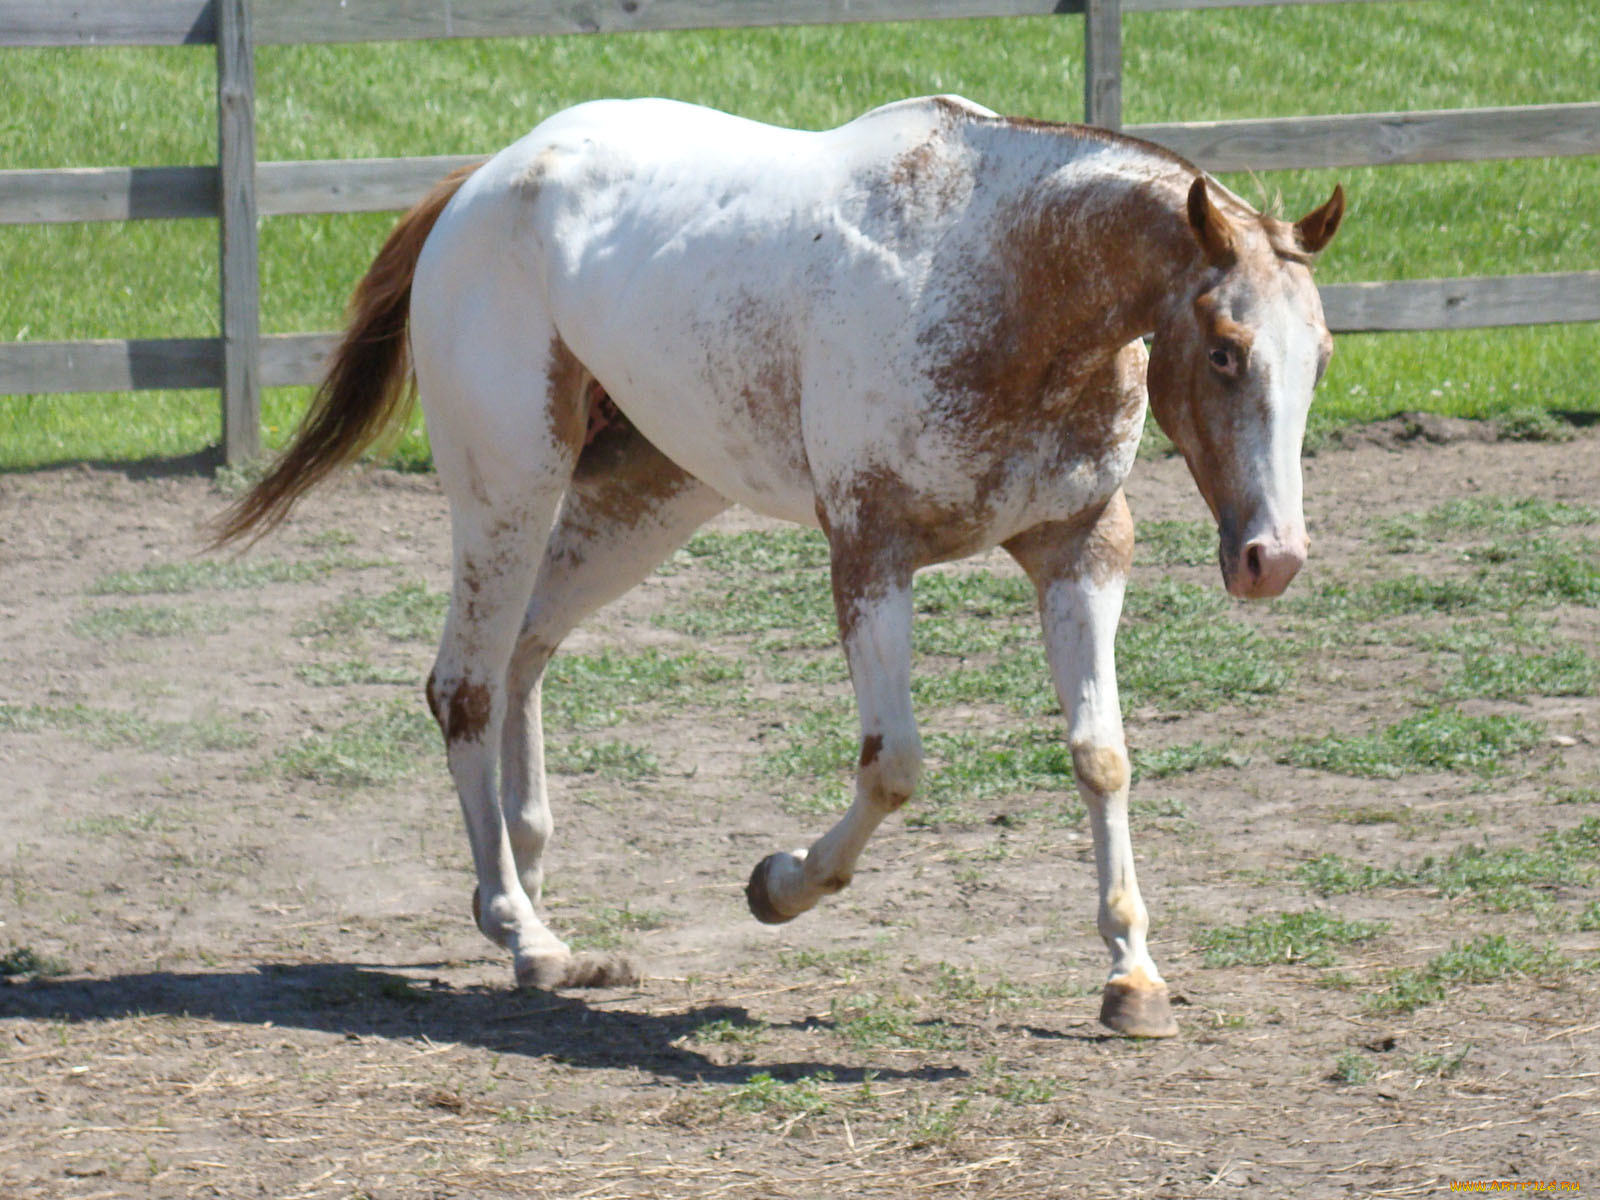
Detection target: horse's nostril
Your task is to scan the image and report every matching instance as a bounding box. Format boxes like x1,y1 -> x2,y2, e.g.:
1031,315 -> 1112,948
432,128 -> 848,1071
1246,545 -> 1263,580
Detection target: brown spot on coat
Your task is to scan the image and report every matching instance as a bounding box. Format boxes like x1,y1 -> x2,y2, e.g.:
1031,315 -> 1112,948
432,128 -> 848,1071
859,733 -> 884,769
1072,742 -> 1130,797
445,680 -> 492,744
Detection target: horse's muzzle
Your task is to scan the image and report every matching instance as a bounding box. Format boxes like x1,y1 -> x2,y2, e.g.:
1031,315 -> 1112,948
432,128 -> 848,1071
1222,526 -> 1307,600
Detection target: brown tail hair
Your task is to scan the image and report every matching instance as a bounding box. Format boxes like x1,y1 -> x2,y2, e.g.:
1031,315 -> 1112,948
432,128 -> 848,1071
209,161 -> 482,548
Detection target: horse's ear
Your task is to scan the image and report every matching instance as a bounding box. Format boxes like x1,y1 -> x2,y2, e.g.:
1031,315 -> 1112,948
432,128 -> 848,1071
1294,184 -> 1345,256
1186,177 -> 1236,267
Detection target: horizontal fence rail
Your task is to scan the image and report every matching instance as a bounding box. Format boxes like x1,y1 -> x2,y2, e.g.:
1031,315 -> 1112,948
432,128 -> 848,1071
7,102 -> 1598,227
1,0 -> 1595,460
3,0 -> 1421,47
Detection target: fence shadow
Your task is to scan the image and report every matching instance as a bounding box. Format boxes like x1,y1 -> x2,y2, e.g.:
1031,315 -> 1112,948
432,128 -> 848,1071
0,962 -> 969,1086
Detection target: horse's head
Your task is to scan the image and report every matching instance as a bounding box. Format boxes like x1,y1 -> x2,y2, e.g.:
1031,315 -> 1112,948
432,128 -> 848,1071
1147,177 -> 1344,599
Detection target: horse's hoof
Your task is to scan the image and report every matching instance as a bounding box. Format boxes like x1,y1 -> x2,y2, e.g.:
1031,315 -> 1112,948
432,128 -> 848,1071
1098,977 -> 1179,1038
746,853 -> 799,925
515,952 -> 639,990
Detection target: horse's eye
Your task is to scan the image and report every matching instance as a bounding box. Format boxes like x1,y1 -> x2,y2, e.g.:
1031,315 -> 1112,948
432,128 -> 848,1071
1208,345 -> 1239,376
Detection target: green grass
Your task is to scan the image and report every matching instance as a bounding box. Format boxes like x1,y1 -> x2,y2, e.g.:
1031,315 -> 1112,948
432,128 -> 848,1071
92,554 -> 373,595
1366,934 -> 1577,1015
299,582 -> 447,643
1298,820 -> 1600,925
71,602 -> 236,640
0,701 -> 256,754
1194,910 -> 1387,968
0,945 -> 70,979
2,2 -> 1596,467
545,647 -> 744,730
275,697 -> 438,788
1279,706 -> 1545,779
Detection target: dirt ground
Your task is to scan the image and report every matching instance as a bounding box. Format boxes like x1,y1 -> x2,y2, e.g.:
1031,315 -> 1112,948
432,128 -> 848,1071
1,424 -> 1597,1199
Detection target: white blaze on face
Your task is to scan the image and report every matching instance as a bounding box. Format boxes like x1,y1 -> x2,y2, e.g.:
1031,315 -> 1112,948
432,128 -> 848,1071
1227,269 -> 1326,598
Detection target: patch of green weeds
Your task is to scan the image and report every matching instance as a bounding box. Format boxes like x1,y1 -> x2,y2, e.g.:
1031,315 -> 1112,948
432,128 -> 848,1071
1119,580 -> 1292,711
1135,519 -> 1217,568
299,582 -> 447,643
1297,853 -> 1405,895
899,1096 -> 974,1148
545,648 -> 744,730
71,602 -> 234,640
66,808 -> 183,838
1329,805 -> 1404,825
931,962 -> 1030,1007
1579,901 -> 1600,931
725,1071 -> 835,1118
910,645 -> 1055,715
275,698 -> 437,788
546,739 -> 659,780
1411,1045 -> 1473,1078
0,945 -> 69,978
657,530 -> 834,646
913,728 -> 1086,827
1330,1050 -> 1375,1085
1131,739 -> 1246,782
1411,821 -> 1600,915
776,945 -> 886,976
1379,496 -> 1599,551
1496,407 -> 1577,443
1443,646 -> 1599,700
1279,706 -> 1545,779
566,902 -> 666,951
828,992 -> 966,1052
295,658 -> 416,687
1367,935 -> 1574,1015
1194,910 -> 1387,968
688,1016 -> 770,1046
92,554 -> 374,594
0,702 -> 254,754
913,570 -> 1034,618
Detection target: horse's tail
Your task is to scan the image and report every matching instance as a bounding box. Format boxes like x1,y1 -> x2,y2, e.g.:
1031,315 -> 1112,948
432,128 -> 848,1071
208,161 -> 482,549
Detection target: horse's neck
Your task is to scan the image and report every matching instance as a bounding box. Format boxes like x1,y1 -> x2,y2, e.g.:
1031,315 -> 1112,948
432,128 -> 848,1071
974,126 -> 1201,360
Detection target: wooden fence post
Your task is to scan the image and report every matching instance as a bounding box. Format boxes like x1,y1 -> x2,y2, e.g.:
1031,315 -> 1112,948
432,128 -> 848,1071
217,0 -> 261,465
1084,0 -> 1123,130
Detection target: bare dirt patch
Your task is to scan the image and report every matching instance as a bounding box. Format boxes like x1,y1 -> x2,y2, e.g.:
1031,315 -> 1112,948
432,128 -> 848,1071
2,430 -> 1597,1199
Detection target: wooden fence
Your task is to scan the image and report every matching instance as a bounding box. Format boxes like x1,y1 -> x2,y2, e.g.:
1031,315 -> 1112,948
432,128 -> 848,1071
3,0 -> 1598,464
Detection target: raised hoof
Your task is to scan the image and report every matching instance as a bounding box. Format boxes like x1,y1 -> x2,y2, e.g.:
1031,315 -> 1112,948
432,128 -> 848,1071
746,853 -> 798,925
516,953 -> 639,991
1098,979 -> 1179,1038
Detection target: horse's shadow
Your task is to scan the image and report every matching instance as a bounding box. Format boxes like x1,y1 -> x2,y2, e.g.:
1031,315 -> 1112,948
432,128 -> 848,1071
0,962 -> 966,1085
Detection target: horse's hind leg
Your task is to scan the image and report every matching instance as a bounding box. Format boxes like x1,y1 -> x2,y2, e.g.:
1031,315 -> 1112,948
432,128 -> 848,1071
418,312 -> 589,989
499,422 -> 728,967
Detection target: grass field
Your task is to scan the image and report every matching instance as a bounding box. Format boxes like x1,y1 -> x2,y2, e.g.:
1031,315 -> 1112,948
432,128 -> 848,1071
1,0 -> 1596,467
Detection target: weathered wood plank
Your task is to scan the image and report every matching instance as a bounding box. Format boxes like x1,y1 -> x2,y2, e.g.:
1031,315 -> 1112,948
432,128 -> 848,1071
1322,273 -> 1600,333
0,1 -> 214,45
0,338 -> 222,393
1083,0 -> 1122,129
0,166 -> 216,224
216,0 -> 261,463
259,155 -> 487,215
1132,103 -> 1600,172
4,275 -> 1595,398
249,0 -> 1084,43
0,333 -> 334,393
0,0 -> 1450,47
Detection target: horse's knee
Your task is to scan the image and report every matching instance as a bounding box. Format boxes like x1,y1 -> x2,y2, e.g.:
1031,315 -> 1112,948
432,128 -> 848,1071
859,730 -> 922,810
426,669 -> 495,745
1071,739 -> 1129,798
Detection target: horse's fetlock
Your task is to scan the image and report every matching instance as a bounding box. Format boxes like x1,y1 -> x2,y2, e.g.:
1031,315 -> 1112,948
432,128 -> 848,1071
861,730 -> 922,808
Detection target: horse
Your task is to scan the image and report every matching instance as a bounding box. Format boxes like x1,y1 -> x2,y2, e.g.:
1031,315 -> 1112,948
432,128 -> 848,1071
214,94 -> 1342,1038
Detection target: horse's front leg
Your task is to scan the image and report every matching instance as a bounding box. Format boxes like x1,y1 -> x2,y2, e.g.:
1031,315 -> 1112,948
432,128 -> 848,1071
747,543 -> 920,924
1007,491 -> 1178,1038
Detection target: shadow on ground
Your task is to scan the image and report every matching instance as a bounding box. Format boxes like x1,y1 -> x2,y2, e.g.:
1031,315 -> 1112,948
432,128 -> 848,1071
0,962 -> 971,1085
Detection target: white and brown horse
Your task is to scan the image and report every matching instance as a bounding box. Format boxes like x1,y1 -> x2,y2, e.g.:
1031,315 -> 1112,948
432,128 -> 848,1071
216,95 -> 1342,1037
